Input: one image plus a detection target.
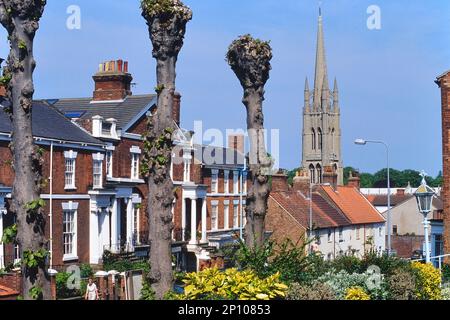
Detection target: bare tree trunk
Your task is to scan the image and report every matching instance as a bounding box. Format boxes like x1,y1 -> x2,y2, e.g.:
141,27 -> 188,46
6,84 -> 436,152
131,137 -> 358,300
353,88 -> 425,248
0,0 -> 49,300
227,35 -> 273,249
141,0 -> 192,299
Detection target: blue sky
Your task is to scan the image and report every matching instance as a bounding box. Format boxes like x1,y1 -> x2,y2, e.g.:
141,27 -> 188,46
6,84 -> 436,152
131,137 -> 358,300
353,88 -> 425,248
1,0 -> 448,177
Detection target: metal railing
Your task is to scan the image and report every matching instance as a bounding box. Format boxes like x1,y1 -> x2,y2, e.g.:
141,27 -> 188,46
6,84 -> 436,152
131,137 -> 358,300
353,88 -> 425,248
411,253 -> 450,270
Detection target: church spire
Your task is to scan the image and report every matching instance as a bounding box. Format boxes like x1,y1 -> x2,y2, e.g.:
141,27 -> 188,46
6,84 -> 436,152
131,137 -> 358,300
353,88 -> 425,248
313,6 -> 329,110
333,77 -> 339,111
304,77 -> 310,111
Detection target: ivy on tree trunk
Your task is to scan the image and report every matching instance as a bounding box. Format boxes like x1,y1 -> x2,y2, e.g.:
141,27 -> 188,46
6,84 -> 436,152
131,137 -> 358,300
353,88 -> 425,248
141,0 -> 192,299
0,0 -> 49,300
227,35 -> 273,249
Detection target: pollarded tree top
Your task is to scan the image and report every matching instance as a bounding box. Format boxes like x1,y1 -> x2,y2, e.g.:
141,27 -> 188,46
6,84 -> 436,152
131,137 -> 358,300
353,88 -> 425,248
141,0 -> 192,21
141,0 -> 192,60
0,0 -> 47,33
226,34 -> 272,90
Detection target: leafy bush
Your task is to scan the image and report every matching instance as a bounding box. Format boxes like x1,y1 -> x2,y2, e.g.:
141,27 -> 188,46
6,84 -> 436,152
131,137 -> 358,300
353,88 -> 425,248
317,270 -> 388,300
56,272 -> 81,299
441,286 -> 450,300
360,251 -> 410,276
442,264 -> 450,283
175,268 -> 288,300
102,250 -> 150,272
411,262 -> 441,300
345,287 -> 370,300
328,255 -> 362,274
386,268 -> 416,300
80,264 -> 94,278
286,282 -> 336,300
224,238 -> 310,284
140,281 -> 155,300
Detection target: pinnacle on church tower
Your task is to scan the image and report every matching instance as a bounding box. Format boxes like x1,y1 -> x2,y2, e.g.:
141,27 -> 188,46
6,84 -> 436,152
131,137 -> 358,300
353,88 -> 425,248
301,7 -> 344,186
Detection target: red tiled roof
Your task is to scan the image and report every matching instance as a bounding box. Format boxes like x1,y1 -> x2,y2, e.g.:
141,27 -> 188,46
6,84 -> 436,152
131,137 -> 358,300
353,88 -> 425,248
270,190 -> 350,229
365,194 -> 413,206
0,285 -> 19,299
320,186 -> 386,224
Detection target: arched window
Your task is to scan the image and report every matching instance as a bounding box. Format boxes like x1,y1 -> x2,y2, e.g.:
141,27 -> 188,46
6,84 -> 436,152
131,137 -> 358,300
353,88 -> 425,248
331,128 -> 335,154
316,164 -> 322,184
311,128 -> 316,150
318,128 -> 323,150
309,164 -> 315,184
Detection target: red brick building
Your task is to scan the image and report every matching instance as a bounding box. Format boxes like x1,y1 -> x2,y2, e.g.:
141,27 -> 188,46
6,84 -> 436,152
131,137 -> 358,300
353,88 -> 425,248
266,170 -> 385,259
436,70 -> 450,259
0,59 -> 247,272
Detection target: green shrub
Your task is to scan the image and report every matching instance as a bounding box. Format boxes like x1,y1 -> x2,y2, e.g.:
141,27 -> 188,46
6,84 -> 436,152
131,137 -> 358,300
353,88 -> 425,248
411,262 -> 441,300
175,268 -> 288,300
140,281 -> 155,300
442,264 -> 450,283
286,282 -> 336,300
317,270 -> 388,300
56,272 -> 81,299
386,268 -> 416,300
328,255 -> 362,274
360,251 -> 410,276
224,238 -> 310,284
80,264 -> 94,278
441,286 -> 450,300
345,287 -> 370,300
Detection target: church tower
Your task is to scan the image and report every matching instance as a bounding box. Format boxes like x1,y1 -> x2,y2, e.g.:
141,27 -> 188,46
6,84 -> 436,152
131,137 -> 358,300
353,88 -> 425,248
302,9 -> 343,185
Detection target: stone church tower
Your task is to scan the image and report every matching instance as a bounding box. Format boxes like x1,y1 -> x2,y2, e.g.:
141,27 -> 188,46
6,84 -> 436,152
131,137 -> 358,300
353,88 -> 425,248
302,9 -> 343,185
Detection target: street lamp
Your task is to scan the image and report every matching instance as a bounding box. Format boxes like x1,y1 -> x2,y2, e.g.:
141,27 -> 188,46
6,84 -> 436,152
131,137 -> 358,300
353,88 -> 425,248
354,138 -> 391,256
414,172 -> 436,264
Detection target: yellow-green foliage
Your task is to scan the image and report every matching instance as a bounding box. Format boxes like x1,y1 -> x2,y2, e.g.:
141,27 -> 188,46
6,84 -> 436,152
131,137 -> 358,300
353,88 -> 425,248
345,287 -> 371,300
411,262 -> 442,300
176,268 -> 288,300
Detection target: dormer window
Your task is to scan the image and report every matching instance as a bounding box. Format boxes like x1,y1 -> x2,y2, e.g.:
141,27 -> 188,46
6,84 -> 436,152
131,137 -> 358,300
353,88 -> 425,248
92,116 -> 118,138
102,122 -> 112,136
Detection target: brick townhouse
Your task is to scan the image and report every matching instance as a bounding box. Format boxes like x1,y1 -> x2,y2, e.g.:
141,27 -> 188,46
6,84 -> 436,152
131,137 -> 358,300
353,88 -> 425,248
0,100 -> 106,268
266,168 -> 385,259
1,59 -> 248,272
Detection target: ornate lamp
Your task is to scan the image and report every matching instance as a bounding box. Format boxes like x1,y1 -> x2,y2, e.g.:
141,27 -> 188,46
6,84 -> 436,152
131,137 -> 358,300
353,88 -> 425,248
414,171 -> 436,263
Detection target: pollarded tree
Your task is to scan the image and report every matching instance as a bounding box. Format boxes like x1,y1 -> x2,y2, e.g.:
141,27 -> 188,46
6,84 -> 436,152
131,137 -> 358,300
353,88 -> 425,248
0,0 -> 49,299
227,35 -> 273,248
140,0 -> 192,299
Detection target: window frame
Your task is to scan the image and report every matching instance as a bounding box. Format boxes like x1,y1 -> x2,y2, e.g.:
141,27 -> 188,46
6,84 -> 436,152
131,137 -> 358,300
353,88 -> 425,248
64,150 -> 78,190
211,169 -> 219,194
130,146 -> 141,180
211,202 -> 218,231
62,202 -> 78,261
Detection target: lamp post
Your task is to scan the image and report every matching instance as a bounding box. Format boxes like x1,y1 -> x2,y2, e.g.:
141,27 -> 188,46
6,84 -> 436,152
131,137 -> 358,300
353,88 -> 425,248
355,139 -> 391,256
414,171 -> 435,264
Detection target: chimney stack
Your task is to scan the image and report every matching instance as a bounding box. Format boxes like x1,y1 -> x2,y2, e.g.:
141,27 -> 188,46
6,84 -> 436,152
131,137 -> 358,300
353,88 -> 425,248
92,59 -> 133,102
228,134 -> 245,154
173,92 -> 181,126
0,58 -> 6,98
347,170 -> 361,190
323,165 -> 338,189
271,170 -> 289,192
292,169 -> 311,196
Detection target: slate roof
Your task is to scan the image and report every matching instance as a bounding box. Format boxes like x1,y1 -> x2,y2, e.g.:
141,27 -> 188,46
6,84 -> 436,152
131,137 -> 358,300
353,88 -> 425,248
0,100 -> 104,145
270,190 -> 346,229
320,186 -> 386,224
51,94 -> 157,130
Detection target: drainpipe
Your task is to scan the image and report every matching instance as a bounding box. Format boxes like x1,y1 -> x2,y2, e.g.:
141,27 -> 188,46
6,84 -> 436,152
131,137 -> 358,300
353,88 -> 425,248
49,141 -> 54,268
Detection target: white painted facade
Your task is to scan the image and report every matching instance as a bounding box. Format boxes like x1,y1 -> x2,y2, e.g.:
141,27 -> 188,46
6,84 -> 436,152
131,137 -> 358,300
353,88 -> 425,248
0,186 -> 11,269
313,222 -> 386,259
